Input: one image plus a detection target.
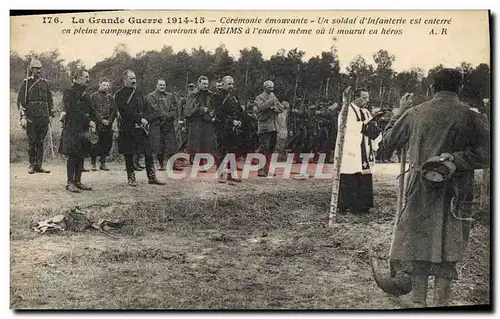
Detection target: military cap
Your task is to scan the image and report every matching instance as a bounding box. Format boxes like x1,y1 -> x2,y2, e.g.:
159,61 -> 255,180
421,156 -> 456,184
263,80 -> 274,88
30,59 -> 42,68
187,83 -> 196,88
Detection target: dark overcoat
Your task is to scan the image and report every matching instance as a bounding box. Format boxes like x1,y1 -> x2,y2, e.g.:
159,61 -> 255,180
59,84 -> 98,156
384,91 -> 490,264
213,90 -> 245,152
144,90 -> 178,156
114,86 -> 152,156
184,88 -> 218,155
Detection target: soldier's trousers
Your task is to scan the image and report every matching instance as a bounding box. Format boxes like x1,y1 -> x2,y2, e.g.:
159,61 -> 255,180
124,154 -> 155,179
258,131 -> 277,173
26,119 -> 49,167
67,156 -> 85,185
91,128 -> 113,165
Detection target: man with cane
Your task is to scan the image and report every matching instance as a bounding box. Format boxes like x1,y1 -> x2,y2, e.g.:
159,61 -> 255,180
17,58 -> 54,174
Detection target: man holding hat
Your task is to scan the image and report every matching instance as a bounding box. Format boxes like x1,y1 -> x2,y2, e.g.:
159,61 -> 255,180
254,80 -> 284,177
17,58 -> 54,174
383,68 -> 490,307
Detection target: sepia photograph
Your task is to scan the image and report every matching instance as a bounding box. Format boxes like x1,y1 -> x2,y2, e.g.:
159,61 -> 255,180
9,9 -> 491,310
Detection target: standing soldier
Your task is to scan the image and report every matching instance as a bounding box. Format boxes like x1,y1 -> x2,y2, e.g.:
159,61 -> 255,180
145,79 -> 182,171
254,80 -> 284,177
89,78 -> 117,171
286,98 -> 308,164
314,101 -> 333,163
59,69 -> 97,192
114,70 -> 165,187
383,69 -> 490,307
184,76 -> 218,168
177,82 -> 196,158
213,75 -> 245,183
17,58 -> 54,174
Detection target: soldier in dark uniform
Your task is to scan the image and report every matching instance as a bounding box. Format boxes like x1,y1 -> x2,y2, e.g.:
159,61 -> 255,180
59,69 -> 97,193
89,78 -> 117,171
213,75 -> 245,183
115,70 -> 165,187
17,59 -> 54,174
286,98 -> 308,163
145,79 -> 182,171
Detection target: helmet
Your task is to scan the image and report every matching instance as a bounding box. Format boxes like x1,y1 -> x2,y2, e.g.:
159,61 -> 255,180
30,59 -> 42,68
421,156 -> 456,184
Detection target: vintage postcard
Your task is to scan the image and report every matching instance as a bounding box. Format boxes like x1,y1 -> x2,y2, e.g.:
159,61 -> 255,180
10,10 -> 491,310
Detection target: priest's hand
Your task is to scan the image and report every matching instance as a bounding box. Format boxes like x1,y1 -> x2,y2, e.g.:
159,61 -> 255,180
141,118 -> 148,126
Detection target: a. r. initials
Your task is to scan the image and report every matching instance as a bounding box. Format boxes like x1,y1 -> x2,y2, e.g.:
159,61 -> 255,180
429,28 -> 448,35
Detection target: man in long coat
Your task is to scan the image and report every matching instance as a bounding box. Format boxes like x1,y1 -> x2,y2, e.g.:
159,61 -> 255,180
184,75 -> 218,167
58,69 -> 97,192
337,88 -> 382,214
89,77 -> 117,171
213,75 -> 245,183
254,80 -> 284,177
383,68 -> 490,307
145,79 -> 181,171
17,58 -> 54,174
114,70 -> 165,186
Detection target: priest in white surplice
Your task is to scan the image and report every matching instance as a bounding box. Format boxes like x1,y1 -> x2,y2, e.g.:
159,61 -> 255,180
336,88 -> 382,214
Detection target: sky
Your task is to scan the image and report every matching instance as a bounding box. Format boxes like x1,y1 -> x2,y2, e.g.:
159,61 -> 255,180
10,10 -> 490,74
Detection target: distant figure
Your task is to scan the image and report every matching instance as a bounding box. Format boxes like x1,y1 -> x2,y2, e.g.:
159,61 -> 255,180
89,77 -> 117,171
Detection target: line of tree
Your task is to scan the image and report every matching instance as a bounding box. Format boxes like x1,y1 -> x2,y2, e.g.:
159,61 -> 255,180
10,44 -> 490,111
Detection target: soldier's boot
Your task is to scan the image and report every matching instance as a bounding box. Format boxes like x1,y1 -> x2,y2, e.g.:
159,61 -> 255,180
147,166 -> 166,185
409,276 -> 429,308
66,183 -> 81,193
227,173 -> 242,185
28,145 -> 36,174
100,157 -> 109,171
75,182 -> 93,191
433,277 -> 452,307
127,171 -> 137,187
91,157 -> 98,171
218,173 -> 227,183
74,172 -> 92,191
133,155 -> 143,171
34,154 -> 50,173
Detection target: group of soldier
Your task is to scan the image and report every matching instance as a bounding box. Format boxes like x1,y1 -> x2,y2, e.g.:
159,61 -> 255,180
18,59 -> 317,191
16,58 -> 404,193
16,58 -> 492,308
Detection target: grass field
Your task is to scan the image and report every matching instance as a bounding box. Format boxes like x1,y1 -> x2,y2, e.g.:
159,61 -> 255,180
9,90 -> 490,309
9,161 -> 490,309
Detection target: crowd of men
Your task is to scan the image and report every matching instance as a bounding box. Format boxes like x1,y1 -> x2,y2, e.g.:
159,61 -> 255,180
15,58 -> 412,193
16,59 -> 491,308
